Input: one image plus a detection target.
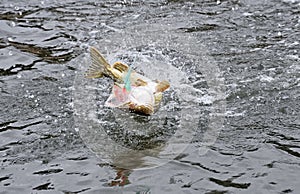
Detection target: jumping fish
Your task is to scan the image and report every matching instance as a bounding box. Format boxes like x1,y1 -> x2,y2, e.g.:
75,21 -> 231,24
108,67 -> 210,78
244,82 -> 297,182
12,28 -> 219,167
86,47 -> 170,115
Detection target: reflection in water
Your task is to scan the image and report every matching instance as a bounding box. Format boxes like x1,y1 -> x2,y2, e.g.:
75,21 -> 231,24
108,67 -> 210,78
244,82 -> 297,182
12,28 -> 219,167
109,168 -> 131,187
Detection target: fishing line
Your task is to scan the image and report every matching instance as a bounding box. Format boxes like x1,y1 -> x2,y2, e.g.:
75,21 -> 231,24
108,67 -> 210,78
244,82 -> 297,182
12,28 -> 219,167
123,52 -> 140,92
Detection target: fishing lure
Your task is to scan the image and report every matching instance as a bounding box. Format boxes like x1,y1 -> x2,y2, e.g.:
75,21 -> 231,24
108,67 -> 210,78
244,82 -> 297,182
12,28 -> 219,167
123,66 -> 132,92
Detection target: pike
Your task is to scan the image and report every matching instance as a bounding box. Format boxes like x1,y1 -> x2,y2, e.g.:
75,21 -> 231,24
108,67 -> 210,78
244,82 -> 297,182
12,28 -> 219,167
85,47 -> 170,115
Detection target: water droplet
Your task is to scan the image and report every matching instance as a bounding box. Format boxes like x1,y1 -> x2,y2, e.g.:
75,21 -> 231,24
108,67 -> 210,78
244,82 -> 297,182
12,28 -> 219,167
282,96 -> 289,100
243,12 -> 253,16
8,51 -> 13,56
286,54 -> 299,60
11,21 -> 16,27
61,73 -> 65,77
68,102 -> 74,108
14,6 -> 19,11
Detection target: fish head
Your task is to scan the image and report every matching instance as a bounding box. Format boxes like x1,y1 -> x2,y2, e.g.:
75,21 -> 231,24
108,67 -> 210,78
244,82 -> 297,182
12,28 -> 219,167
128,86 -> 155,115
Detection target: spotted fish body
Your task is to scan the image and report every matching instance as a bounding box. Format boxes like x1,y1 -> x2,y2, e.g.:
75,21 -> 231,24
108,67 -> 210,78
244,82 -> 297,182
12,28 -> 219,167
86,47 -> 170,115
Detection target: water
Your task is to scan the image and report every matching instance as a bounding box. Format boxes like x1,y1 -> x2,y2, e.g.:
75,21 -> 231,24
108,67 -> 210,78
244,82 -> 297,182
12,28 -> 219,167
1,0 -> 299,193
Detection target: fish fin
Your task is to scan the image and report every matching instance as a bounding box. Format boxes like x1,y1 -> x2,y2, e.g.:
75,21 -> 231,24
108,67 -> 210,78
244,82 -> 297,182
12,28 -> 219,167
112,62 -> 129,73
131,105 -> 154,115
105,84 -> 129,107
156,80 -> 170,92
105,94 -> 124,108
119,101 -> 131,109
85,47 -> 111,78
105,93 -> 127,108
154,92 -> 163,109
136,78 -> 148,86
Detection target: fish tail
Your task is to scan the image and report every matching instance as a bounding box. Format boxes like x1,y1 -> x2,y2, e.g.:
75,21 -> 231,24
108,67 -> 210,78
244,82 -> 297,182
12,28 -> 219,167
85,47 -> 112,78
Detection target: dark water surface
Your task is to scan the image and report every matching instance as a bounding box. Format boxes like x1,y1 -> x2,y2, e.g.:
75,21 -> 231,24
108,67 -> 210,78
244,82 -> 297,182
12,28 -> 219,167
1,0 -> 299,193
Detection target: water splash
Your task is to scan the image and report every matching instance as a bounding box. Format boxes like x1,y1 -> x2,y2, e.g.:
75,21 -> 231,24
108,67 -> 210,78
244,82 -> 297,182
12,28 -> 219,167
73,22 -> 226,170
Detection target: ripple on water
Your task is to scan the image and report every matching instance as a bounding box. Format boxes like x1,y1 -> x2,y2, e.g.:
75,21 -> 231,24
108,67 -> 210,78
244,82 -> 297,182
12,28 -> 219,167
0,0 -> 299,193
